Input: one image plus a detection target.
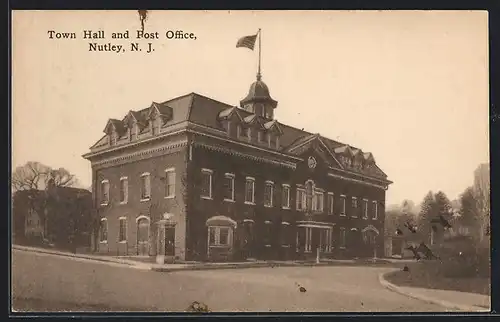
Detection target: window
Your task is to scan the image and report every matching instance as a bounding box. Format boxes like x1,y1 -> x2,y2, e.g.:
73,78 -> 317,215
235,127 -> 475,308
339,228 -> 346,248
201,169 -> 213,199
219,228 -> 229,245
101,180 -> 109,205
267,133 -> 272,147
351,197 -> 358,217
282,184 -> 290,209
132,124 -> 139,140
226,121 -> 231,135
237,125 -> 242,138
110,131 -> 117,146
281,222 -> 290,246
320,228 -> 332,252
151,117 -> 160,135
313,191 -> 324,212
223,173 -> 235,201
264,181 -> 274,207
327,193 -> 334,215
208,226 -> 231,246
363,199 -> 368,219
269,135 -> 277,148
296,188 -> 306,211
276,136 -> 280,149
340,195 -> 346,215
264,221 -> 272,246
258,131 -> 264,143
245,128 -> 252,141
373,201 -> 378,220
119,177 -> 128,204
99,218 -> 108,243
164,168 -> 175,198
245,177 -> 255,204
137,217 -> 150,243
140,173 -> 151,200
119,217 -> 127,242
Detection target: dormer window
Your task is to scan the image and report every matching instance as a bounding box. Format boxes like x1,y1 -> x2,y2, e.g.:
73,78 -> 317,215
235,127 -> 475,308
151,117 -> 160,135
132,124 -> 139,140
265,108 -> 272,119
237,125 -> 242,138
243,127 -> 251,141
110,130 -> 117,146
267,133 -> 272,147
226,121 -> 231,135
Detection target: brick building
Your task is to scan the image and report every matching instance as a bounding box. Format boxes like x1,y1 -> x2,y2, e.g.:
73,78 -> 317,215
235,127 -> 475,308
83,76 -> 392,262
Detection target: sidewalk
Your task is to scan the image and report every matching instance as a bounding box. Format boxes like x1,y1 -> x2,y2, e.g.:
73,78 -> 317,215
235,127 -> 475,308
14,245 -> 406,272
378,271 -> 491,312
12,245 -> 153,269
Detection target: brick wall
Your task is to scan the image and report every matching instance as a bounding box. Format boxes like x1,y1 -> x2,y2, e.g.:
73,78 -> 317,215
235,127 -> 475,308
92,142 -> 188,259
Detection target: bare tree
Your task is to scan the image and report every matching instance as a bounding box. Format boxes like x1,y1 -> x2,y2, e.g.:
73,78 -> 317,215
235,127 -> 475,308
11,161 -> 50,191
12,162 -> 79,192
47,168 -> 78,188
473,163 -> 490,241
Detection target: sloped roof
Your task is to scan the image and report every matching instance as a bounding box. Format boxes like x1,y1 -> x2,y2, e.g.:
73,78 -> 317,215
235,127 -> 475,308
89,92 -> 388,179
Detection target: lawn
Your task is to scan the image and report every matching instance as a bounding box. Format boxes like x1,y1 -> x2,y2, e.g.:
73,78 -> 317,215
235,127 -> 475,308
385,260 -> 491,296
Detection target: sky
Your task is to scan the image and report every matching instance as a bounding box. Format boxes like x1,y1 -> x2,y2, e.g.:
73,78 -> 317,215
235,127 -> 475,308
12,10 -> 489,206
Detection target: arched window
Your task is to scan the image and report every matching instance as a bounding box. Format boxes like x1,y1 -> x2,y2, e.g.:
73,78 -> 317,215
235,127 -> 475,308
137,216 -> 150,244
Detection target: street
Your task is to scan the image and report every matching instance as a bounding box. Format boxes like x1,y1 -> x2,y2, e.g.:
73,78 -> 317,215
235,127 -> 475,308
12,250 -> 449,312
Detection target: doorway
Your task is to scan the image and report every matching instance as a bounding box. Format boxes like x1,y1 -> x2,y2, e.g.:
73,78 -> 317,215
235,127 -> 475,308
165,227 -> 175,256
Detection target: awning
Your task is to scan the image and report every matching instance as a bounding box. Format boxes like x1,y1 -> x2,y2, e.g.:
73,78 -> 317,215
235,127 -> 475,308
206,215 -> 237,228
362,225 -> 379,235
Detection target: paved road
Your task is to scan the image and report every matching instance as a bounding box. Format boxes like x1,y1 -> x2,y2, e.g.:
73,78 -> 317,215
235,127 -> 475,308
12,250 -> 449,312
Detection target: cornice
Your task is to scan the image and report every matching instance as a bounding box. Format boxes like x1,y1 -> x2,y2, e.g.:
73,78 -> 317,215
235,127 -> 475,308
91,140 -> 188,167
193,142 -> 297,169
327,172 -> 388,190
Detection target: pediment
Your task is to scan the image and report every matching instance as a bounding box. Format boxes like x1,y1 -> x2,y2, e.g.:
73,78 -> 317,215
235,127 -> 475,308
218,107 -> 243,122
263,120 -> 283,134
290,136 -> 343,169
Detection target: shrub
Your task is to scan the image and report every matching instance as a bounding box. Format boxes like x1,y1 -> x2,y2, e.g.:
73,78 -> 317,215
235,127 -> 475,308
432,235 -> 490,278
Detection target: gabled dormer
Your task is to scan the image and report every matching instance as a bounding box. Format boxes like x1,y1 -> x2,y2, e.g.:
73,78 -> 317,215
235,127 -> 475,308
123,110 -> 148,141
103,119 -> 126,146
147,102 -> 173,135
263,120 -> 283,149
218,106 -> 243,136
352,148 -> 364,169
362,152 -> 375,170
334,145 -> 354,167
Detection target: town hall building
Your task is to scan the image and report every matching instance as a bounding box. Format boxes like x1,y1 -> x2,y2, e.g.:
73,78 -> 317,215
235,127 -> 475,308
83,74 -> 392,262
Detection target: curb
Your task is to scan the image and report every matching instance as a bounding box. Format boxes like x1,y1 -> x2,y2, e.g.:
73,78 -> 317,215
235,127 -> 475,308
12,245 -> 137,267
378,271 -> 489,312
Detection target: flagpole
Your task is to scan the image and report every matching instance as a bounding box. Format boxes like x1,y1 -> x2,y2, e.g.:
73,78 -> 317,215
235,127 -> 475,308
257,28 -> 262,80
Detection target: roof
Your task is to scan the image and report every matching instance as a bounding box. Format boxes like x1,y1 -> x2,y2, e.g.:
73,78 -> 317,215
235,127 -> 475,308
240,79 -> 278,108
87,91 -> 389,180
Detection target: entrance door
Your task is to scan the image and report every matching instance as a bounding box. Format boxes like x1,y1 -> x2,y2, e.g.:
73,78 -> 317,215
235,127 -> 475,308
136,217 -> 150,256
165,227 -> 175,256
242,222 -> 254,258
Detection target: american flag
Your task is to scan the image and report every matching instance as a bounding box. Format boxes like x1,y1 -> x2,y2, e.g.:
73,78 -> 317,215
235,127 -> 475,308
236,34 -> 258,50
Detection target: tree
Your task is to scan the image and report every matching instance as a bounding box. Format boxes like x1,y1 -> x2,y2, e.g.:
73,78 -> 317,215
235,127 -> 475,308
417,191 -> 436,244
459,186 -> 481,232
11,161 -> 50,191
473,163 -> 490,241
47,168 -> 78,188
11,162 -> 79,192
